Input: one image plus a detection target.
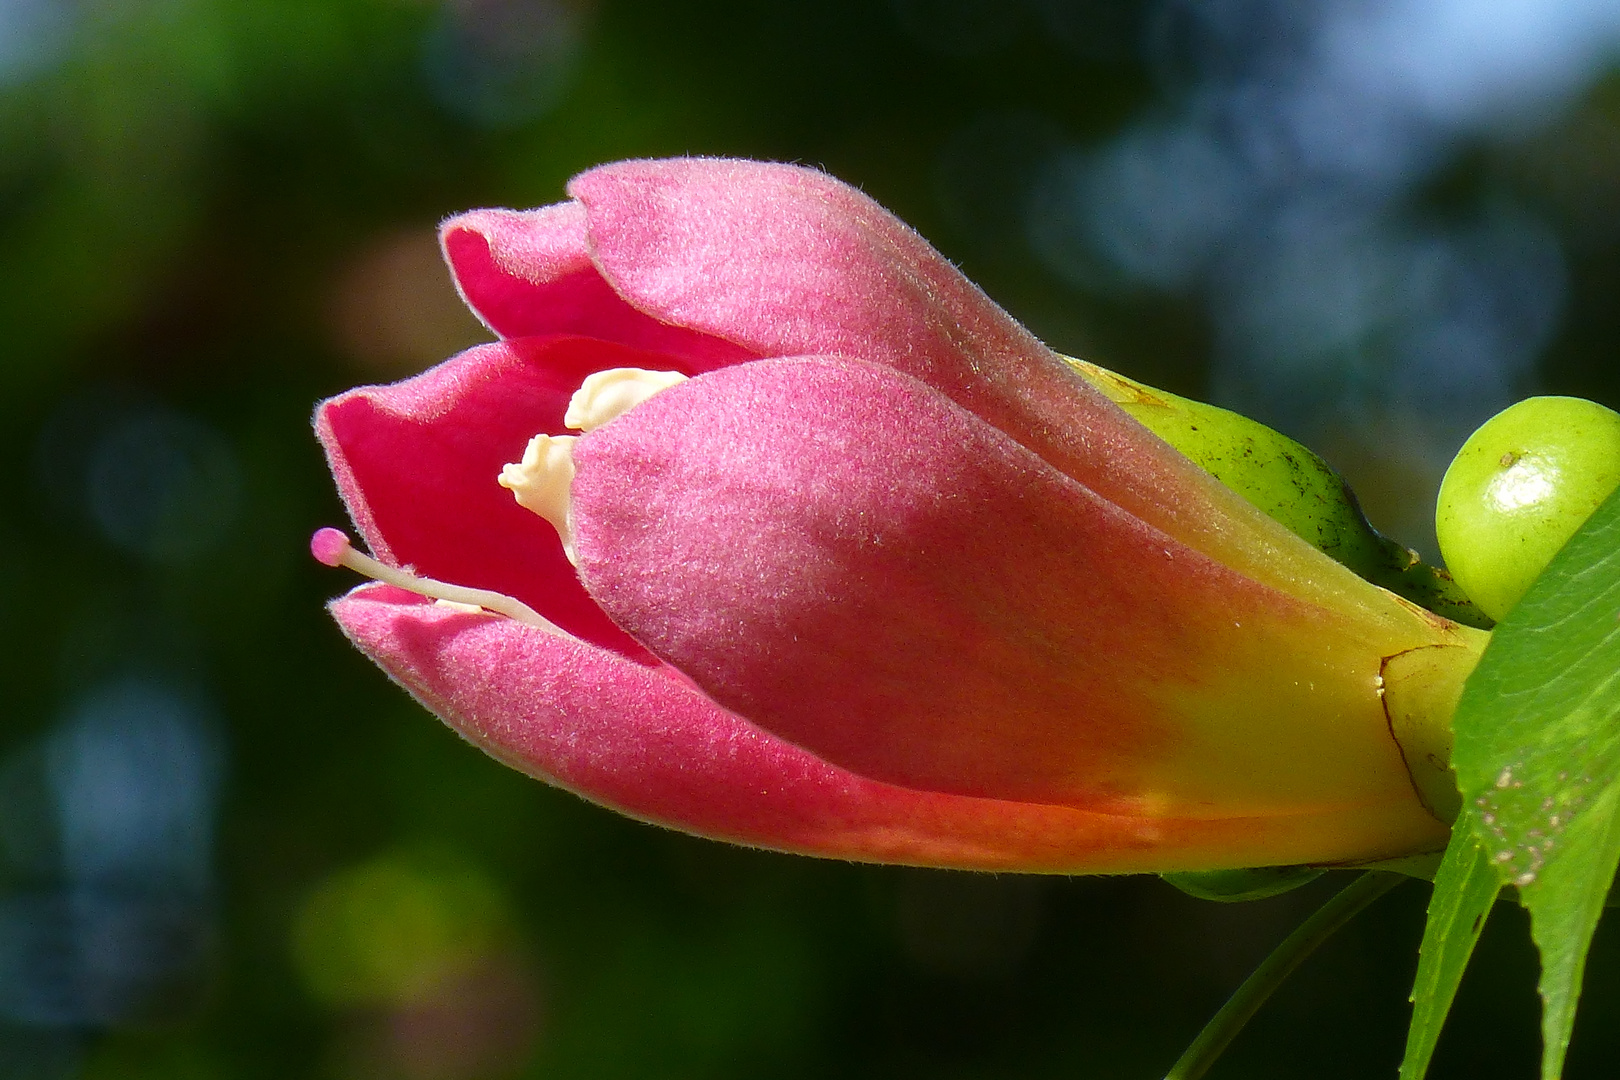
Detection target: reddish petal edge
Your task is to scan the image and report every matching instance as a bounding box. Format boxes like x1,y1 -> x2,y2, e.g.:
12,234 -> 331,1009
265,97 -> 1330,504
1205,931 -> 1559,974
439,204 -> 755,370
329,586 -> 1437,873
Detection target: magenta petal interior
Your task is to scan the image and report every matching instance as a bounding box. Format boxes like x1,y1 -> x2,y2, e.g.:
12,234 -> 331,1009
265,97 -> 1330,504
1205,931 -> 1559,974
315,335 -> 683,660
441,206 -> 757,371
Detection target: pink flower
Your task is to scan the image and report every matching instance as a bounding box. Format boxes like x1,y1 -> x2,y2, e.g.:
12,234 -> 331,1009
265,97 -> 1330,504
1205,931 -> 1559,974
314,158 -> 1482,873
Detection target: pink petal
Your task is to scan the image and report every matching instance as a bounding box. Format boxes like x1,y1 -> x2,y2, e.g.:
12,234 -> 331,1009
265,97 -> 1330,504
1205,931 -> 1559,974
330,587 -> 1439,870
567,158 -> 1051,388
440,204 -> 757,370
571,357 -> 1446,853
568,158 -> 1411,626
315,335 -> 673,659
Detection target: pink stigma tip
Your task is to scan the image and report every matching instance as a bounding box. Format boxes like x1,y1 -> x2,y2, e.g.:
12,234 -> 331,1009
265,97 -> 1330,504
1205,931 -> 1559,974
310,527 -> 351,567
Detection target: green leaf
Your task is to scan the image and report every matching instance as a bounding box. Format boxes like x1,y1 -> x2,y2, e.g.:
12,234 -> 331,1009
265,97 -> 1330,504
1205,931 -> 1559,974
1161,866 -> 1323,902
1449,486 -> 1620,1080
1398,830 -> 1501,1080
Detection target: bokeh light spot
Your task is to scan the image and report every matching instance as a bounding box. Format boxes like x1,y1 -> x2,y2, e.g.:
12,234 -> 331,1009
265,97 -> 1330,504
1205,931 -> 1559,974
85,410 -> 242,565
421,0 -> 590,128
328,229 -> 491,376
0,0 -> 73,86
0,679 -> 221,1029
294,849 -> 510,1008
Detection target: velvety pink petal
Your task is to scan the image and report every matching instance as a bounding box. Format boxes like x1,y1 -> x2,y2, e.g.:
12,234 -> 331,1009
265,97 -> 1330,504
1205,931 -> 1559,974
315,335 -> 680,659
330,587 -> 1440,870
440,205 -> 757,370
567,158 -> 1417,629
571,357 -> 1447,856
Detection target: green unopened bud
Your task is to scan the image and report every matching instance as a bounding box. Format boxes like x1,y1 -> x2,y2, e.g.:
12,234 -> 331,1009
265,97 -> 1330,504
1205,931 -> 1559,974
1436,396 -> 1620,621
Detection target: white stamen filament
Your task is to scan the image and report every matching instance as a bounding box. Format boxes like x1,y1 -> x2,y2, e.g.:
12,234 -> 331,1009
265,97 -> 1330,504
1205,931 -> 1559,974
319,529 -> 564,635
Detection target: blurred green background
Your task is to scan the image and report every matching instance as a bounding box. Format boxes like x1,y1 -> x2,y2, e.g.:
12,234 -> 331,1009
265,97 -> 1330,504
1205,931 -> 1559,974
3,1 -> 1619,1077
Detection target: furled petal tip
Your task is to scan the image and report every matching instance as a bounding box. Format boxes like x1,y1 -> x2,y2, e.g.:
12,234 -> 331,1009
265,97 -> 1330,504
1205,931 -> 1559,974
315,157 -> 1487,874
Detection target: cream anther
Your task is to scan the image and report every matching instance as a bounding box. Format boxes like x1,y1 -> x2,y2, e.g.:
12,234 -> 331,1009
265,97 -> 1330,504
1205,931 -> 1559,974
501,369 -> 686,560
498,434 -> 578,562
307,527 -> 563,634
563,367 -> 688,432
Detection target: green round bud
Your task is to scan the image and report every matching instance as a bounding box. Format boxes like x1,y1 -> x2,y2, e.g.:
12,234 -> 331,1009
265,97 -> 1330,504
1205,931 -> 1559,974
1435,396 -> 1620,621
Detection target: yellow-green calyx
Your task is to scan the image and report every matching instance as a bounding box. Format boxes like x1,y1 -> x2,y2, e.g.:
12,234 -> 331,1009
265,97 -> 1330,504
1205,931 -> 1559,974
1064,355 -> 1491,851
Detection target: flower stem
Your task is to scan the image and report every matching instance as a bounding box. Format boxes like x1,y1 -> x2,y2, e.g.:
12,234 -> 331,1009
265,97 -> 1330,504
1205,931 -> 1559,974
1163,871 -> 1405,1080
